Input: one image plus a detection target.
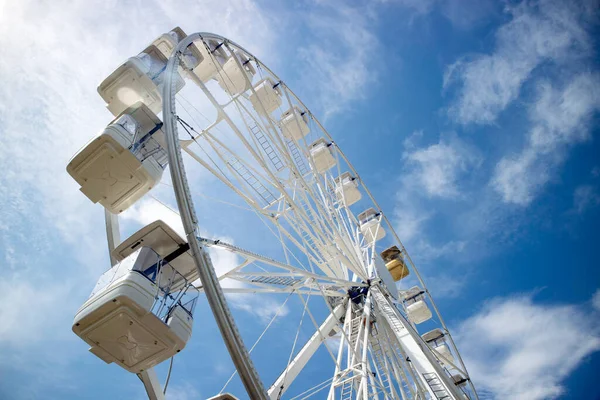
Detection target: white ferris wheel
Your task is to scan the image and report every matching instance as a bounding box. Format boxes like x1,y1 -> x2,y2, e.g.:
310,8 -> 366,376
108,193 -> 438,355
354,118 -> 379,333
67,28 -> 479,400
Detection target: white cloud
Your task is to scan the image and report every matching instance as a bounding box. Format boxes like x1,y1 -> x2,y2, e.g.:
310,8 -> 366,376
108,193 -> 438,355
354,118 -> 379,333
445,0 -> 592,125
394,189 -> 432,244
593,289 -> 600,311
297,2 -> 380,117
387,0 -> 436,14
411,239 -> 466,261
403,135 -> 481,198
439,0 -> 497,29
166,381 -> 202,400
455,293 -> 600,400
492,73 -> 600,205
572,185 -> 600,214
392,135 -> 475,268
0,279 -> 72,346
492,149 -> 549,206
387,0 -> 497,28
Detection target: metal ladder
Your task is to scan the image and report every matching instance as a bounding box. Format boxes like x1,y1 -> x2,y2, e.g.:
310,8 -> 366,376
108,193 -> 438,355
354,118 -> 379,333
249,124 -> 284,171
422,373 -> 451,399
294,194 -> 335,268
340,378 -> 355,400
370,330 -> 395,399
373,288 -> 453,400
373,289 -> 427,398
227,157 -> 277,205
246,275 -> 302,286
371,289 -> 406,334
286,138 -> 309,175
295,192 -> 316,224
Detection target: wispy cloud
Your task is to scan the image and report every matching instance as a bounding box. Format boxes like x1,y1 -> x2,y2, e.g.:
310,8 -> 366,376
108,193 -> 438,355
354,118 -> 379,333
572,184 -> 600,214
297,2 -> 380,117
391,134 -> 481,287
444,0 -> 593,125
492,73 -> 600,205
455,293 -> 600,400
593,289 -> 600,311
403,133 -> 482,198
394,133 -> 479,253
386,0 -> 497,29
166,381 -> 202,400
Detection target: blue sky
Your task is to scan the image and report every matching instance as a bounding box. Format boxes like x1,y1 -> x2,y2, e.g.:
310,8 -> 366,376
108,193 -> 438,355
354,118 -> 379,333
1,0 -> 599,399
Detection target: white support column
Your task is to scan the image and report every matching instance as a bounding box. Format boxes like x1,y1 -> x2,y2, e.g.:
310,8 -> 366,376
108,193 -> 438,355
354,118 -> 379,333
138,368 -> 165,400
357,292 -> 373,399
104,209 -> 120,266
268,303 -> 345,400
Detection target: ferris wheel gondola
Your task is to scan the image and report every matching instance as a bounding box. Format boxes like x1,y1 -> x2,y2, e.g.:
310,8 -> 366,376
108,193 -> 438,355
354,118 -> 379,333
66,27 -> 478,400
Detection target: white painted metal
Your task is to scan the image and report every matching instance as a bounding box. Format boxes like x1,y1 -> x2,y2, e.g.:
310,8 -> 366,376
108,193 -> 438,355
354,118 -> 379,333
113,220 -> 197,289
358,208 -> 386,244
268,304 -> 346,399
98,45 -> 185,116
105,209 -> 121,267
249,78 -> 282,116
160,31 -> 477,400
69,29 -> 479,400
335,172 -> 362,207
67,103 -> 166,214
374,256 -> 399,300
138,369 -> 166,400
72,247 -> 196,373
309,138 -> 336,173
406,300 -> 432,325
217,52 -> 256,96
162,33 -> 268,400
280,106 -> 310,141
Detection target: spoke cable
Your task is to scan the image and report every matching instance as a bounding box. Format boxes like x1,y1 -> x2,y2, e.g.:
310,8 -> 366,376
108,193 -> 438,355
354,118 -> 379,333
278,293 -> 311,400
219,291 -> 295,394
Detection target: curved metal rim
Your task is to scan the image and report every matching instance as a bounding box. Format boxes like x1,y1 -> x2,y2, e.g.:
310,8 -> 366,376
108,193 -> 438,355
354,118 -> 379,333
162,32 -> 268,400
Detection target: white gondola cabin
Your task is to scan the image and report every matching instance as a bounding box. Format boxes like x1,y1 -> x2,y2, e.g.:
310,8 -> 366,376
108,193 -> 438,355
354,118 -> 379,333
150,27 -> 206,77
380,245 -> 410,281
191,37 -> 228,83
249,78 -> 282,116
151,27 -> 187,60
217,51 -> 256,96
309,138 -> 336,173
280,106 -> 310,141
335,172 -> 361,206
112,220 -> 198,289
402,286 -> 432,324
98,44 -> 185,116
67,103 -> 167,214
358,208 -> 386,244
72,246 -> 198,374
422,328 -> 455,366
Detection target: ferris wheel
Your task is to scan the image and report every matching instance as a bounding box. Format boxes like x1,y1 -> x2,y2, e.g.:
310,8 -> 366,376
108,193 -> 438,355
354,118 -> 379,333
66,28 -> 479,400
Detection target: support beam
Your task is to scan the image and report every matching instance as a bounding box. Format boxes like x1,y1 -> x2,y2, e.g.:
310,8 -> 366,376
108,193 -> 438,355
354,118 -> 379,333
200,237 -> 365,288
138,368 -> 165,400
268,303 -> 346,400
104,209 -> 120,267
372,286 -> 465,400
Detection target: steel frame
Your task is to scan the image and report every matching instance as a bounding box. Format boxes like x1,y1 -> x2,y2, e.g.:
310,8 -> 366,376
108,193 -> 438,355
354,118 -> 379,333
96,31 -> 479,400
